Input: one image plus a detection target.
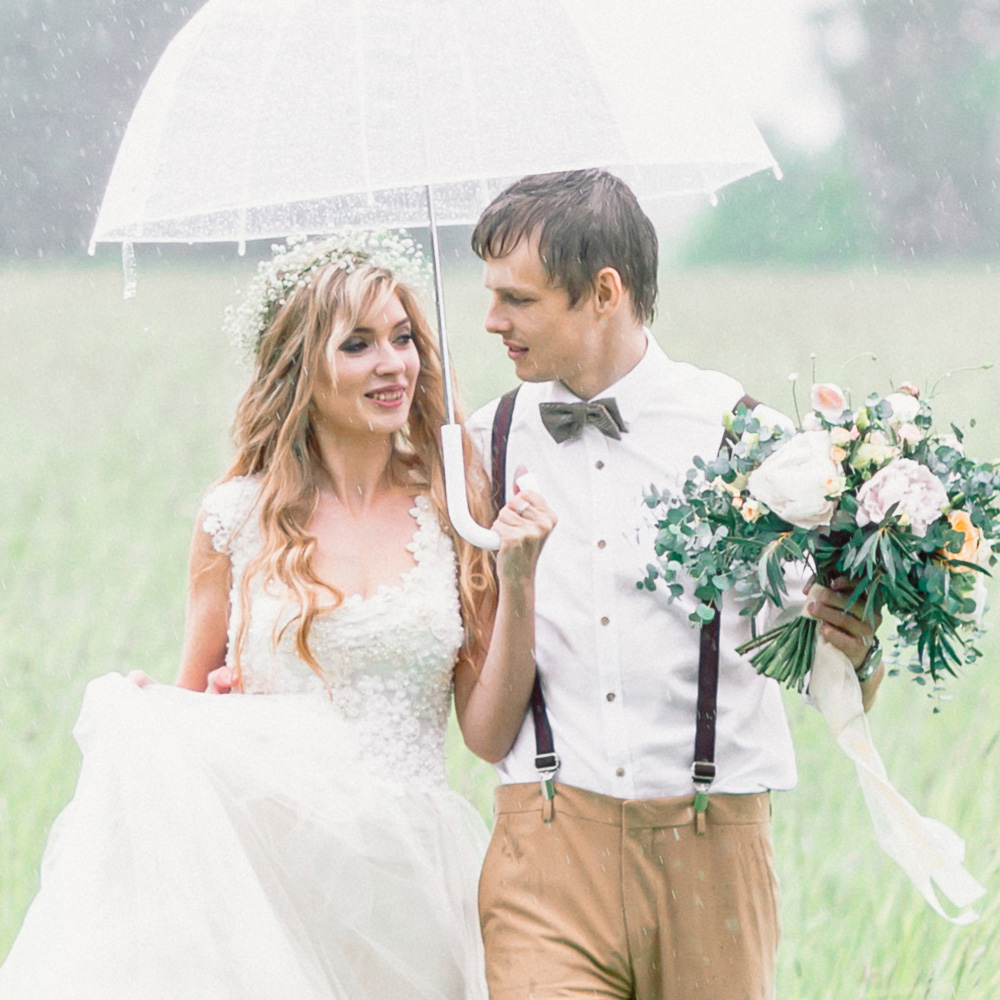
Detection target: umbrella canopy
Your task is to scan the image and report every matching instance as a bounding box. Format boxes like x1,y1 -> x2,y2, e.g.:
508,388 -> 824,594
91,0 -> 780,549
90,0 -> 778,248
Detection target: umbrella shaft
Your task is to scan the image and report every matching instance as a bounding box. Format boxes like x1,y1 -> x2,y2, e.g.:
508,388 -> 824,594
425,185 -> 456,425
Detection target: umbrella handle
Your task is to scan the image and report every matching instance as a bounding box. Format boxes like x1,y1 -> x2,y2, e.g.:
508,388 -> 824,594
440,424 -> 500,551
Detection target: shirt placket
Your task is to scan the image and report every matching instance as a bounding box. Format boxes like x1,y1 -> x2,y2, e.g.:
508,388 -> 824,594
586,429 -> 634,798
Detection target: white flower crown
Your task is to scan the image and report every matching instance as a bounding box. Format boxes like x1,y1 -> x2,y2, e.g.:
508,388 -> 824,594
223,230 -> 432,361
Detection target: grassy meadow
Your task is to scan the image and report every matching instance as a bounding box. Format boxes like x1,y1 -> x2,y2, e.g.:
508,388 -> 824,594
2,253 -> 1000,997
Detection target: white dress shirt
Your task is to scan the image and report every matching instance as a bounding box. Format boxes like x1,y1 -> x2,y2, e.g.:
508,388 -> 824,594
466,333 -> 798,799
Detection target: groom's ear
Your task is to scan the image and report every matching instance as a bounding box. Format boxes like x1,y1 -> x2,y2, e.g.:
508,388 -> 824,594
593,266 -> 625,317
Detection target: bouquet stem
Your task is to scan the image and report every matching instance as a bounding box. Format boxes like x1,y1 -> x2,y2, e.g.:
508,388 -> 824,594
736,615 -> 818,692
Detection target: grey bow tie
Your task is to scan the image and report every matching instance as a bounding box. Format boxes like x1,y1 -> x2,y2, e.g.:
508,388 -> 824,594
538,398 -> 628,443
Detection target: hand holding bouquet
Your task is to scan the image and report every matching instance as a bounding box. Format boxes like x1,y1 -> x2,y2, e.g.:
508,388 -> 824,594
641,381 -> 1000,695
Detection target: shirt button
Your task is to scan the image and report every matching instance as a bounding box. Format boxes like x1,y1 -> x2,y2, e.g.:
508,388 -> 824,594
606,692 -> 616,702
597,539 -> 607,549
600,616 -> 610,626
595,460 -> 605,470
616,767 -> 625,777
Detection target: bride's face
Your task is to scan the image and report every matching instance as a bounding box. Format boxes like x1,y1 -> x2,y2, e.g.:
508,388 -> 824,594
313,293 -> 421,437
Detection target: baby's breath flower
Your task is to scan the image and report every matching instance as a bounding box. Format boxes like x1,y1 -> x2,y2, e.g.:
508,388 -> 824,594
222,230 -> 432,362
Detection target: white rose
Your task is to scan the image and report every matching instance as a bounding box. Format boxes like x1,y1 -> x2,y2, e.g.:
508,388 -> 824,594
748,431 -> 840,530
855,458 -> 949,537
884,392 -> 920,425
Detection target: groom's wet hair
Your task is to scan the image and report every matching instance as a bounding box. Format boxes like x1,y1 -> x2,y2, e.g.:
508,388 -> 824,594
471,168 -> 658,324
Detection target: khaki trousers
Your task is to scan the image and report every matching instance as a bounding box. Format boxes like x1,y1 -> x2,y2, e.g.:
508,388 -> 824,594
478,783 -> 780,1000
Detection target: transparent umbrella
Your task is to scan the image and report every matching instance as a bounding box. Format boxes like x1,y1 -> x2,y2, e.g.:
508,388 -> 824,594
91,0 -> 780,548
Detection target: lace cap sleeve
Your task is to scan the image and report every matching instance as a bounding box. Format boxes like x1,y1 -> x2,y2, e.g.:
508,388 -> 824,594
200,476 -> 261,555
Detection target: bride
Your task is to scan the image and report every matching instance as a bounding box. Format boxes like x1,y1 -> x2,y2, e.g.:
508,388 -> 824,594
0,233 -> 555,999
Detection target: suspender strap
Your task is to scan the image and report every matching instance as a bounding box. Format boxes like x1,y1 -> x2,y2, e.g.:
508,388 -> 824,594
490,388 -> 559,809
490,388 -> 520,515
693,612 -> 720,787
692,392 -> 758,832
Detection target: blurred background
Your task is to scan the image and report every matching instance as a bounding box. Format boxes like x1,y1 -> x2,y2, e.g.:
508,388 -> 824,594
4,0 -> 1000,263
2,1 -> 1000,996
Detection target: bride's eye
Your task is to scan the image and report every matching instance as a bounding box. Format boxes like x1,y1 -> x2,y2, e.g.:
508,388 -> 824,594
338,337 -> 368,354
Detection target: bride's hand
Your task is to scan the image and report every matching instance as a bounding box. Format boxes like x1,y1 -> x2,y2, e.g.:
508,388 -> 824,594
205,666 -> 235,695
493,480 -> 557,585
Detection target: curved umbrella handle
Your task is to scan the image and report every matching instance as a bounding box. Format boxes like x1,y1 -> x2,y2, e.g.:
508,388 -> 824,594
440,424 -> 500,551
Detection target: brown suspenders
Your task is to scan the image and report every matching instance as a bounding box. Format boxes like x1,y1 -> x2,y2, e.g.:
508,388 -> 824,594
490,387 -> 756,828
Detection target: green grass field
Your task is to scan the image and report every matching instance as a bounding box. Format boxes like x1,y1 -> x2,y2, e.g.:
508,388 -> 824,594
2,256 -> 999,996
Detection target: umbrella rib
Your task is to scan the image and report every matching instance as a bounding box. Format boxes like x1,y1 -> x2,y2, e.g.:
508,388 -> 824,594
231,2 -> 306,250
350,0 -> 373,203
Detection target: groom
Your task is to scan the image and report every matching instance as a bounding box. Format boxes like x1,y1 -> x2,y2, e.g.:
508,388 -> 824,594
465,169 -> 883,1000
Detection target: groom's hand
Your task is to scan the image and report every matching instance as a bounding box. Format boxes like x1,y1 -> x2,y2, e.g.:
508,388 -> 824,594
806,577 -> 884,710
493,469 -> 557,586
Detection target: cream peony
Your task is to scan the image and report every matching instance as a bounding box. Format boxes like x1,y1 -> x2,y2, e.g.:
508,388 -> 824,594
855,458 -> 949,537
748,431 -> 840,529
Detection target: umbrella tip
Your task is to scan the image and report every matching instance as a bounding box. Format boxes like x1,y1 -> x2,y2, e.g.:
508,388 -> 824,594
772,164 -> 784,181
708,191 -> 719,208
122,241 -> 137,299
237,240 -> 247,256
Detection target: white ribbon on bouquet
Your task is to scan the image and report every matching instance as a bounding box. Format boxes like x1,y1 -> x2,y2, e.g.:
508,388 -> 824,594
807,604 -> 986,924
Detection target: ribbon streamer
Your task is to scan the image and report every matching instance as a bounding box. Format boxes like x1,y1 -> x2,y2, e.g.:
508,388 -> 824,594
807,601 -> 986,924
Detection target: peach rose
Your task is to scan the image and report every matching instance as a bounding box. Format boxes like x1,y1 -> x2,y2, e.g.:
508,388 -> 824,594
943,510 -> 980,564
810,382 -> 848,422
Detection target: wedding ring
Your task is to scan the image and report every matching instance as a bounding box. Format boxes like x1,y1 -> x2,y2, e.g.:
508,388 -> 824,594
514,499 -> 531,515
856,638 -> 882,681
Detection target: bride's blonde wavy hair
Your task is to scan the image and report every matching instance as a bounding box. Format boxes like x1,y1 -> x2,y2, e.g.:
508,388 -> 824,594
223,256 -> 496,687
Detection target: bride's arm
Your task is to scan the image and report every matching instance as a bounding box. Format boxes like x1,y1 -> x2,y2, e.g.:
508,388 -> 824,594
453,488 -> 555,763
174,511 -> 232,691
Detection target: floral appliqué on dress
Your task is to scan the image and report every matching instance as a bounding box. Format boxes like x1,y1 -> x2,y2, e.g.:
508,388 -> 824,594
201,477 -> 465,790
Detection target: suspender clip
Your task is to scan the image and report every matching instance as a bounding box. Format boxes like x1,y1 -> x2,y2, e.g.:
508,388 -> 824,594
535,752 -> 560,814
692,760 -> 715,835
692,760 -> 716,786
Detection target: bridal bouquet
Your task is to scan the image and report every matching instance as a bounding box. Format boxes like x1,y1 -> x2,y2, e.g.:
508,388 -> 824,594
640,381 -> 1000,693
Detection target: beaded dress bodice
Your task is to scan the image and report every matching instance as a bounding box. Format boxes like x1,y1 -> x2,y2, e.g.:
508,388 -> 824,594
201,477 -> 465,789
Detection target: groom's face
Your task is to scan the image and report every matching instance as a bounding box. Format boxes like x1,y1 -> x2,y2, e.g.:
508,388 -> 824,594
482,235 -> 599,390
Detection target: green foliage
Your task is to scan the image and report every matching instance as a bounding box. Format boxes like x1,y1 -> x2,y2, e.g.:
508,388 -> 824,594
681,139 -> 878,266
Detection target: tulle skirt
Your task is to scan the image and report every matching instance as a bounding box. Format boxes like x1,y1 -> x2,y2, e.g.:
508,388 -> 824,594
0,673 -> 489,999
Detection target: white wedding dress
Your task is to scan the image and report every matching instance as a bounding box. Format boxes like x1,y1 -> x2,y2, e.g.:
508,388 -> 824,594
0,477 -> 489,999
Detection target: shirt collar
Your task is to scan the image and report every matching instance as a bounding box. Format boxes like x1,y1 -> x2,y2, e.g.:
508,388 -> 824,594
546,328 -> 670,426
